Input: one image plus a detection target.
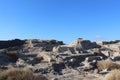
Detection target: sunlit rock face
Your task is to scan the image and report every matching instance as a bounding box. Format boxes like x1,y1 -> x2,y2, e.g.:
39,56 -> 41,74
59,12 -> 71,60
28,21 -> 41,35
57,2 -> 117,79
69,38 -> 101,50
0,38 -> 120,80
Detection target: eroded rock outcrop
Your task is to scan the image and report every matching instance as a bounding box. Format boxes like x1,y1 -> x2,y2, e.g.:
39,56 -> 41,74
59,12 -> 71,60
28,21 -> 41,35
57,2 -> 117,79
0,38 -> 120,80
0,39 -> 25,49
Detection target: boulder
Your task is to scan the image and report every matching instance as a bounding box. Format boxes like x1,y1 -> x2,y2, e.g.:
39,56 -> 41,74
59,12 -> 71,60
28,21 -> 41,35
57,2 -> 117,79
37,52 -> 52,63
53,45 -> 75,54
113,56 -> 120,61
16,58 -> 26,67
69,38 -> 101,50
85,56 -> 103,62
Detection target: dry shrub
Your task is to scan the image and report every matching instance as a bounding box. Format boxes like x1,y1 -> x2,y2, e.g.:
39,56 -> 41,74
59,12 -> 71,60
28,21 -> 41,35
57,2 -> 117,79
7,51 -> 19,60
5,68 -> 39,80
0,72 -> 7,80
0,68 -> 48,80
105,69 -> 120,80
97,60 -> 120,70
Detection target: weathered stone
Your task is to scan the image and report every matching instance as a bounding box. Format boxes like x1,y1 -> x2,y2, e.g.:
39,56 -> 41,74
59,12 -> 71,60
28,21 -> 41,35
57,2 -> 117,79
16,58 -> 26,67
53,45 -> 75,54
0,39 -> 25,49
85,56 -> 103,62
37,52 -> 52,63
0,38 -> 120,80
69,38 -> 101,50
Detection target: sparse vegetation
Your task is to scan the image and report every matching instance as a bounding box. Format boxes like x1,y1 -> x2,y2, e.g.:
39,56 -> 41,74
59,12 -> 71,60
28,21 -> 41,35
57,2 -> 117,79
97,60 -> 120,70
6,50 -> 19,60
0,71 -> 7,80
0,68 -> 47,80
104,69 -> 120,80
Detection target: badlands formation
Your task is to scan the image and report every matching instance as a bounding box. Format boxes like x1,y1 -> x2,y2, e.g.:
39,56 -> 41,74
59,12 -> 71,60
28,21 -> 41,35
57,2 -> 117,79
0,38 -> 120,80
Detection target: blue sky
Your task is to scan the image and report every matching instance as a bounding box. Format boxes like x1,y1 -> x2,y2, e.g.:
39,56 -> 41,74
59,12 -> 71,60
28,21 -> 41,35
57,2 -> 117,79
0,0 -> 120,43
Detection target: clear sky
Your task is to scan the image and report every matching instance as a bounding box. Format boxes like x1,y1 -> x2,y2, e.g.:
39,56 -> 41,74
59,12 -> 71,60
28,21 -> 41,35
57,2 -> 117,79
0,0 -> 120,43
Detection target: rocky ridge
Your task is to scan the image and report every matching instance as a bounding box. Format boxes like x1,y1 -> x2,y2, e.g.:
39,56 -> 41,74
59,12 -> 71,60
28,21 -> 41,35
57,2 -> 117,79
0,38 -> 120,80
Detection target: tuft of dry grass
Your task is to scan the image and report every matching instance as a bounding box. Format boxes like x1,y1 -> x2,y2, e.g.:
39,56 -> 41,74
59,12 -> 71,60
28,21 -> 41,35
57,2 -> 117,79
104,69 -> 120,80
6,50 -> 19,60
5,68 -> 39,80
0,68 -> 48,80
97,60 -> 120,70
0,71 -> 7,80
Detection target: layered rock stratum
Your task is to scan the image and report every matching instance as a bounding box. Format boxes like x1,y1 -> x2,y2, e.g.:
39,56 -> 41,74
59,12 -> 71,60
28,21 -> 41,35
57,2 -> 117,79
0,38 -> 120,80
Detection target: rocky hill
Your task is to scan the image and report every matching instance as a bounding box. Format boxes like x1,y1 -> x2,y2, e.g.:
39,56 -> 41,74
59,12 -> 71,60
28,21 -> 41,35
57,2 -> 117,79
0,38 -> 120,80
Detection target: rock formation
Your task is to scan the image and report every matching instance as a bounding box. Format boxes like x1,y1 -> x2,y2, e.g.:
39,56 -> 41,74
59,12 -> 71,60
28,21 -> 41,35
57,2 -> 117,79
0,38 -> 120,80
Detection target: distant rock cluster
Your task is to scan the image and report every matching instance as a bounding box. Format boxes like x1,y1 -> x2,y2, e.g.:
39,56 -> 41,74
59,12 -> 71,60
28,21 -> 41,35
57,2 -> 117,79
0,38 -> 120,80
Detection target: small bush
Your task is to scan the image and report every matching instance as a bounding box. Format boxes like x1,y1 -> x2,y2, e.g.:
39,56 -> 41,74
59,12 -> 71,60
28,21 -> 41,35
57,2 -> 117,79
7,51 -> 19,60
0,72 -> 7,80
104,69 -> 120,80
97,60 -> 120,70
0,68 -> 48,80
6,68 -> 40,80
